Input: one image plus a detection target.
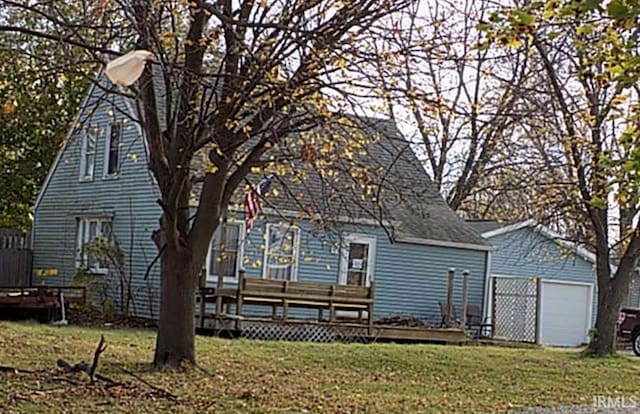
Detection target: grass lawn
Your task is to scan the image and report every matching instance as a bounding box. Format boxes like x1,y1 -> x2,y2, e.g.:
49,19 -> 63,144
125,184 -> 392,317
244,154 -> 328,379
0,321 -> 638,413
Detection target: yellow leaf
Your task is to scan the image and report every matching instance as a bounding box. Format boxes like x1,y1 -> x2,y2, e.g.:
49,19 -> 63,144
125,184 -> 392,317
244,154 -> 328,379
509,38 -> 522,48
2,100 -> 15,115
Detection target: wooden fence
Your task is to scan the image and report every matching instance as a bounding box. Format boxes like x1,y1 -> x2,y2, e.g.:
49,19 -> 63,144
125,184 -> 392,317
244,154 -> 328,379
0,229 -> 32,286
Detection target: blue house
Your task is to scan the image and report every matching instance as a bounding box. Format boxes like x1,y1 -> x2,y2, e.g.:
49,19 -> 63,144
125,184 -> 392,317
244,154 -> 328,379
32,78 -> 492,327
468,220 -> 596,347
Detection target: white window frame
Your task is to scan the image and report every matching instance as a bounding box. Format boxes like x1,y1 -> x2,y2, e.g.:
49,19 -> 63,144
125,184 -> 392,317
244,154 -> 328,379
262,223 -> 301,281
76,216 -> 112,275
79,125 -> 98,181
338,233 -> 376,287
205,221 -> 245,283
103,121 -> 122,178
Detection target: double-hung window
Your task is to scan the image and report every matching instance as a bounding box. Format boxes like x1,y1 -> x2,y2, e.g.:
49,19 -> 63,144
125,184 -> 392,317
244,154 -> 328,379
104,122 -> 121,177
263,224 -> 300,281
207,221 -> 244,282
79,125 -> 98,181
76,217 -> 112,274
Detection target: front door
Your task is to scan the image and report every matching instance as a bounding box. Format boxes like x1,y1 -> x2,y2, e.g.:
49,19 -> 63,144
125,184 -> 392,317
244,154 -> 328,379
339,234 -> 376,287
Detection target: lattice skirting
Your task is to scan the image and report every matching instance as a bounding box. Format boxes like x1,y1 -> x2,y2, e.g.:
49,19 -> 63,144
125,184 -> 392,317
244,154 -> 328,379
240,321 -> 369,343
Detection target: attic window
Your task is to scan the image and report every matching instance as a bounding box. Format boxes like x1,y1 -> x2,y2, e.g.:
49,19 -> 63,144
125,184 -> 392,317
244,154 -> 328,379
104,122 -> 121,177
79,125 -> 98,181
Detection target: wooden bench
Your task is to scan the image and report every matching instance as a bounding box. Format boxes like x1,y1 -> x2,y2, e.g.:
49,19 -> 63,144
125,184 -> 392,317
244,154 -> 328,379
196,274 -> 375,333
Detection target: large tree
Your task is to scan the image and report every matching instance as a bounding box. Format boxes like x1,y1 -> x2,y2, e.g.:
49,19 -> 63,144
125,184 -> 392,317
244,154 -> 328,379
488,0 -> 640,355
362,0 -> 546,217
1,0 -> 409,366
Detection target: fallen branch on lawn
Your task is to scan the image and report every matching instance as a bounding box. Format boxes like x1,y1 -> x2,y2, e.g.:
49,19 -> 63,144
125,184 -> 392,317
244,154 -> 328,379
56,335 -> 119,385
50,376 -> 83,386
0,366 -> 34,374
89,334 -> 107,382
53,335 -> 177,401
113,364 -> 178,402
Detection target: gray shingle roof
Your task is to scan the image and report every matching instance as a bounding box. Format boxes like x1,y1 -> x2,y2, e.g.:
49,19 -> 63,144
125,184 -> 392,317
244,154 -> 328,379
465,220 -> 503,235
146,66 -> 488,248
250,115 -> 490,248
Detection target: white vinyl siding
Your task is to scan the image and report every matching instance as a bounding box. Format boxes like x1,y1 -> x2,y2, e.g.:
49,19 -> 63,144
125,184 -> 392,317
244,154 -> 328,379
263,224 -> 300,281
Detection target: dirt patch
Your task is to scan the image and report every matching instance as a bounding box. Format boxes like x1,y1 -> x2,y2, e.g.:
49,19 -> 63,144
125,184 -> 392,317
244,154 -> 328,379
66,306 -> 157,330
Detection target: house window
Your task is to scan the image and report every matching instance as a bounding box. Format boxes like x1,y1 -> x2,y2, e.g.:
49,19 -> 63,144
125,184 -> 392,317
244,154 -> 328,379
76,217 -> 112,274
207,221 -> 244,282
263,224 -> 300,281
104,122 -> 121,177
79,126 -> 98,180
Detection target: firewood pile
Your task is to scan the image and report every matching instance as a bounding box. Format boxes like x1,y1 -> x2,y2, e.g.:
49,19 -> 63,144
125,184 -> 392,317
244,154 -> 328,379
375,314 -> 432,327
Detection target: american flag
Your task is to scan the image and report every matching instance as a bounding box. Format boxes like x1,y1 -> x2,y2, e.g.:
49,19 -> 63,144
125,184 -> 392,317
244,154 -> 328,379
245,175 -> 273,233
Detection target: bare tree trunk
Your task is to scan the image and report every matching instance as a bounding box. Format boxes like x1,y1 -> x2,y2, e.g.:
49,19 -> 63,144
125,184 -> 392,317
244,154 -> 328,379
585,282 -> 622,356
582,217 -> 640,357
585,260 -> 636,356
153,247 -> 197,367
151,158 -> 225,367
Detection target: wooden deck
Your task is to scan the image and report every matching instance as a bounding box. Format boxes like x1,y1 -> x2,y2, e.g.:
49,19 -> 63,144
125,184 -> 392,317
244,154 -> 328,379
195,279 -> 466,345
195,314 -> 466,344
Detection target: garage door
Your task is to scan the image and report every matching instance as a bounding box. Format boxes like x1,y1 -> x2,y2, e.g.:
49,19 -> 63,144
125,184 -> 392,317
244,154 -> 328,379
540,281 -> 592,347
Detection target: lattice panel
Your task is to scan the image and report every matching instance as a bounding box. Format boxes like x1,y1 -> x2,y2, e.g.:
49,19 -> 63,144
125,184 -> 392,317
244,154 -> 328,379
492,277 -> 538,343
241,321 -> 369,343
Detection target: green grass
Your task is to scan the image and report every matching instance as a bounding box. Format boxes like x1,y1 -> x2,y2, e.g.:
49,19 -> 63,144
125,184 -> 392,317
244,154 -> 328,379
0,321 -> 638,413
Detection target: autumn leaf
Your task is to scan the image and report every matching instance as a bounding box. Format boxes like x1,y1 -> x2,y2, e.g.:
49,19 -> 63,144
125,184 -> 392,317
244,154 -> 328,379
1,100 -> 15,115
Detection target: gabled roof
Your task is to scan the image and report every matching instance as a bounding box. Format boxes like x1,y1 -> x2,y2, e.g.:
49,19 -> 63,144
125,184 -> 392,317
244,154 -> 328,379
34,72 -> 149,213
467,219 -> 596,264
36,71 -> 489,251
465,220 -> 502,235
33,77 -> 99,212
261,116 -> 491,250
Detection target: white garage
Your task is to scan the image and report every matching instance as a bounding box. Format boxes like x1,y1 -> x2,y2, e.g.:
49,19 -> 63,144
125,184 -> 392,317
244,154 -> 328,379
489,276 -> 594,346
539,280 -> 593,347
470,220 -> 598,348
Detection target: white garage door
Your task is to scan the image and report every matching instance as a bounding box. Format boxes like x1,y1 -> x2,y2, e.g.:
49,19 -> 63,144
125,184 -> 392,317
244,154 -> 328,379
540,281 -> 592,347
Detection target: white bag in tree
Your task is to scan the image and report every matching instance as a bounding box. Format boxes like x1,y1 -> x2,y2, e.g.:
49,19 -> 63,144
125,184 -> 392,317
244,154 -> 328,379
105,50 -> 153,86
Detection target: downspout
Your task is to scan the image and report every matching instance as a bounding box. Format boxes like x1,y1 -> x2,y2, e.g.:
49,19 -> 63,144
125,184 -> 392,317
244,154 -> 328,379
482,251 -> 492,323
